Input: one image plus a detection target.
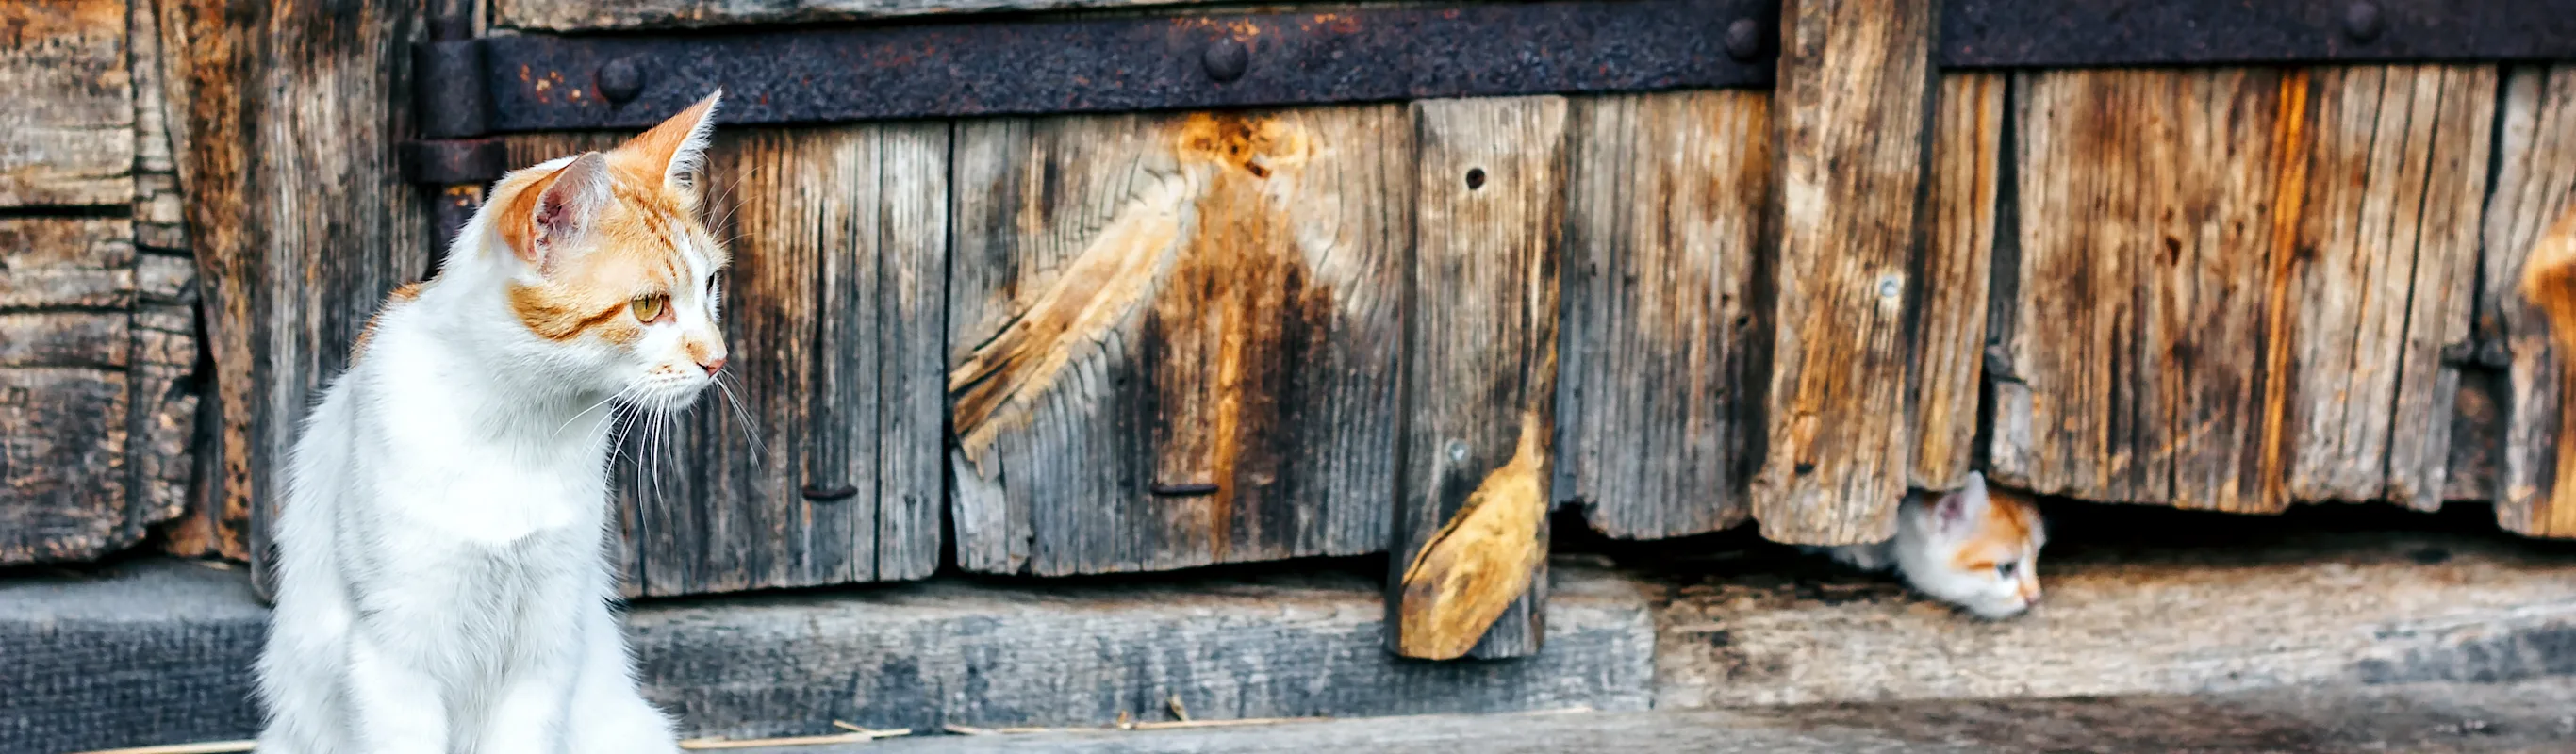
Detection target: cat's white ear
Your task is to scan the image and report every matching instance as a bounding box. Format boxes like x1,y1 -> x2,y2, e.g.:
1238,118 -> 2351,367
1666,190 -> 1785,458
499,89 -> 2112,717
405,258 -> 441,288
618,89 -> 721,201
1930,471 -> 1991,536
528,152 -> 612,272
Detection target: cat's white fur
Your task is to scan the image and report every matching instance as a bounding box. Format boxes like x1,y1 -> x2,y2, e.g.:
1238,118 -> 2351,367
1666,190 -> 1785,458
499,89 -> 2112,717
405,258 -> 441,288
1817,471 -> 2046,618
254,99 -> 725,754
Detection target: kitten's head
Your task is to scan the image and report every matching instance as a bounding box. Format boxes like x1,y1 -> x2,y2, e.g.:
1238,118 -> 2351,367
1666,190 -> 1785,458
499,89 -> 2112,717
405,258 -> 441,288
1897,471 -> 2046,618
486,90 -> 730,412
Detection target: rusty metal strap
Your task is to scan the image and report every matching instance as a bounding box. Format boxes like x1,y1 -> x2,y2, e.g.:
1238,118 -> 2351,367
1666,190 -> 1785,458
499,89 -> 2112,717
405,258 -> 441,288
1943,0 -> 2576,69
419,0 -> 1775,138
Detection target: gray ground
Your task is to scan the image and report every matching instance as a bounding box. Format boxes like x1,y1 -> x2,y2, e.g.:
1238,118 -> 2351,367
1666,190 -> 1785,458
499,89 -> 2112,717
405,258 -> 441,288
749,678 -> 2576,753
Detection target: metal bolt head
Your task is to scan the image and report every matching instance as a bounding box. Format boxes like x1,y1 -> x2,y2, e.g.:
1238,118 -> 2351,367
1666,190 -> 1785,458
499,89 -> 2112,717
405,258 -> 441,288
1203,37 -> 1250,83
1876,275 -> 1902,301
1725,18 -> 1764,61
598,57 -> 646,104
2343,2 -> 2384,42
1447,440 -> 1469,463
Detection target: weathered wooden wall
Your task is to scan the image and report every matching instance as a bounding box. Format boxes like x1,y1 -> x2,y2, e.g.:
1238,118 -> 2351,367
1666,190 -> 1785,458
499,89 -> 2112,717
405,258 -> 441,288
1990,66 -> 2493,515
1,0 -> 198,566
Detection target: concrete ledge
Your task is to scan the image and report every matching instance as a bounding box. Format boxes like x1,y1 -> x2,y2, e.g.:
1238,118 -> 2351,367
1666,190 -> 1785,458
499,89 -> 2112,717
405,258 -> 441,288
1650,529 -> 2576,708
0,561 -> 1654,751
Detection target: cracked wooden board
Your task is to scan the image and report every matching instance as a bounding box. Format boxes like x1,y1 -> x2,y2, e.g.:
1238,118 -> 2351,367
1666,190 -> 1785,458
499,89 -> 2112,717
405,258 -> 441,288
1990,65 -> 2492,514
1389,96 -> 1565,660
947,107 -> 1407,577
2487,64 -> 2576,540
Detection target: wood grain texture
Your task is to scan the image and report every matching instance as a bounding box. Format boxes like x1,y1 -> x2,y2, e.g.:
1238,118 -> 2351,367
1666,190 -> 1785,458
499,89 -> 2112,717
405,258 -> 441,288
493,0 -> 1226,31
0,0 -> 135,207
1752,0 -> 1930,545
1994,66 -> 2492,515
2490,65 -> 2576,538
2287,66 -> 2492,509
1554,90 -> 1767,541
127,0 -> 203,555
949,107 -> 1407,577
0,217 -> 139,564
171,0 -> 430,589
1390,96 -> 1565,660
1909,73 -> 2003,492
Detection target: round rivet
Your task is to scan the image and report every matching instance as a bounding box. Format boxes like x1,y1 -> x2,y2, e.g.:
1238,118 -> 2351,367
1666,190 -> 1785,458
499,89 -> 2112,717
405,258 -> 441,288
598,57 -> 646,104
1202,37 -> 1250,83
2343,2 -> 2383,42
1877,275 -> 1902,301
1725,18 -> 1764,61
1447,440 -> 1469,462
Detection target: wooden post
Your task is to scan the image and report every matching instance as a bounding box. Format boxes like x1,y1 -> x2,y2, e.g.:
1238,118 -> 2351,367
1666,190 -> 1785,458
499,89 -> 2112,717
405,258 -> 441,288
2489,64 -> 2576,538
1752,0 -> 1934,545
1391,96 -> 1565,660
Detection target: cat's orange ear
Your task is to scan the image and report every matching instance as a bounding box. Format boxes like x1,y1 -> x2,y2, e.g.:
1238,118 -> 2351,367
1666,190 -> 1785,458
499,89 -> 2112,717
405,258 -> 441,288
615,89 -> 722,201
525,152 -> 612,273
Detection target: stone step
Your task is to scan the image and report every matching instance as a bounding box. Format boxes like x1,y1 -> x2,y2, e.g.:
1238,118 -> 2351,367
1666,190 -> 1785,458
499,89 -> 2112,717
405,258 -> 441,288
8,524 -> 2574,753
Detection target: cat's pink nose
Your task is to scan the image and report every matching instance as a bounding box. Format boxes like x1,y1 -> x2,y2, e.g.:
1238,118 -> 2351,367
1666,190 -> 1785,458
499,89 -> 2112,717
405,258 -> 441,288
700,356 -> 726,376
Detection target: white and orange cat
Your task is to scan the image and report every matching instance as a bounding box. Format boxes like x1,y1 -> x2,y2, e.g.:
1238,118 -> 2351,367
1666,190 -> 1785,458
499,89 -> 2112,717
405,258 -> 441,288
255,92 -> 730,754
1820,471 -> 2047,618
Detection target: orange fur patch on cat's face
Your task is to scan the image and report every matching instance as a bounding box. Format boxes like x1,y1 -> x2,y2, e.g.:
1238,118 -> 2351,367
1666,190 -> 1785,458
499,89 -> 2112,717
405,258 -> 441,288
1948,487 -> 2044,603
491,95 -> 729,352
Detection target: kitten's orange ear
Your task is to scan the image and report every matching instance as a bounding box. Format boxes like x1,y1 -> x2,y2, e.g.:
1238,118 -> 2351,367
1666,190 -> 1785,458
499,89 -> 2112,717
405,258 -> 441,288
525,152 -> 612,273
616,89 -> 722,200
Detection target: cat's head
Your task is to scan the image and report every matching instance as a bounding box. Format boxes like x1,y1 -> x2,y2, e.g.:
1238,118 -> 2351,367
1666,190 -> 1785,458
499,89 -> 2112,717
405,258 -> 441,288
1897,471 -> 2046,618
484,90 -> 730,412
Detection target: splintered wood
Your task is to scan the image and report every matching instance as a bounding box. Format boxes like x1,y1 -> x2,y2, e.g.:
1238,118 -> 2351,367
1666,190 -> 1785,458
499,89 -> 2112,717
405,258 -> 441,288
1993,66 -> 2493,513
1753,0 -> 1932,545
1556,90 -> 1769,540
1391,96 -> 1565,660
2489,65 -> 2576,538
1910,73 -> 2006,492
948,107 -> 1406,577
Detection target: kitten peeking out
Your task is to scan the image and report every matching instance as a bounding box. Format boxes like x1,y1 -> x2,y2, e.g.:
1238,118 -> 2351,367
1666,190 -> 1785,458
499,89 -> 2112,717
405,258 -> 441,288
255,92 -> 729,753
1816,471 -> 2047,618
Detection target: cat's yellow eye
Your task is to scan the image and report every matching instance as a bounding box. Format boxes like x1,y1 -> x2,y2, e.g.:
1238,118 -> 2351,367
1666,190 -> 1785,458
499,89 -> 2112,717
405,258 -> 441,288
630,294 -> 669,323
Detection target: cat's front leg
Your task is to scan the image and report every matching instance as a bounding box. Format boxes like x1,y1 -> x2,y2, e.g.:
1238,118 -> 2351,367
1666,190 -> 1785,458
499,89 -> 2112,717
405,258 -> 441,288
343,633 -> 451,754
563,603 -> 681,754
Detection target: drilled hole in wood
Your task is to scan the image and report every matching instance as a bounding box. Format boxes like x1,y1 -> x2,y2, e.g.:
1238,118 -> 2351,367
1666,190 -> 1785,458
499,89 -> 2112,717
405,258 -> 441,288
1464,168 -> 1486,190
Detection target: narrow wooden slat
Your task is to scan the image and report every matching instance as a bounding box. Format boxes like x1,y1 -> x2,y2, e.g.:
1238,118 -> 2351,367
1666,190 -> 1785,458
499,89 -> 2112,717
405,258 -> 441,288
2490,65 -> 2576,538
948,107 -> 1407,577
1996,65 -> 2492,515
1753,0 -> 1931,544
1391,95 -> 1565,660
0,0 -> 134,207
0,217 -> 135,309
174,0 -> 432,592
871,123 -> 949,582
1556,90 -> 1767,539
1909,72 -> 2005,491
126,0 -> 201,536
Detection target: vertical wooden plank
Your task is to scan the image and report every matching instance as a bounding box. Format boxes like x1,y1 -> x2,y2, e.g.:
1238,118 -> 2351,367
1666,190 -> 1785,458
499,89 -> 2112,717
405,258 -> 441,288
1391,95 -> 1564,661
948,107 -> 1408,577
872,123 -> 949,581
173,0 -> 434,592
126,0 -> 200,542
1997,65 -> 2491,515
1556,90 -> 1766,540
1754,0 -> 1931,544
0,0 -> 135,207
1909,72 -> 2004,491
2287,65 -> 2494,506
2490,65 -> 2576,538
1998,69 -> 2305,513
